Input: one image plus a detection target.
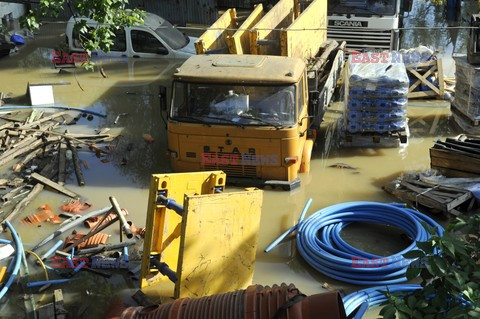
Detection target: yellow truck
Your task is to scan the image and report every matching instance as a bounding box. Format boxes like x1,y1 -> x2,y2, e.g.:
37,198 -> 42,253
160,0 -> 344,190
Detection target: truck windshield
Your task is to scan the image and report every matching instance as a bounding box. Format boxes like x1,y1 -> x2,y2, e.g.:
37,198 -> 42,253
154,20 -> 189,50
328,0 -> 396,16
171,82 -> 296,127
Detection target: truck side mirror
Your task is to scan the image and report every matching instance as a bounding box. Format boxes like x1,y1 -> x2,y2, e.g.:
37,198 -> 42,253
159,86 -> 167,111
403,0 -> 412,12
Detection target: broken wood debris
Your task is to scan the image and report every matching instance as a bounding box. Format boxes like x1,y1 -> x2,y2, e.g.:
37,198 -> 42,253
0,110 -> 121,225
383,173 -> 475,217
430,135 -> 480,178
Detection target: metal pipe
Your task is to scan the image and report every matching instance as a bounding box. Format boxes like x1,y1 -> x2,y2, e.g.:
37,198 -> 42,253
32,206 -> 113,252
26,279 -> 70,288
76,240 -> 136,256
39,240 -> 63,262
157,195 -> 184,216
109,197 -> 132,239
0,105 -> 106,118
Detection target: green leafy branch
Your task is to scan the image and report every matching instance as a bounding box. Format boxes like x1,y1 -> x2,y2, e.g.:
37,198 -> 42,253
380,215 -> 480,319
20,0 -> 145,69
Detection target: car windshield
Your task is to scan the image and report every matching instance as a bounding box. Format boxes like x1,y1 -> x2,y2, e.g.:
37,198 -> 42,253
154,19 -> 188,50
171,82 -> 297,127
328,0 -> 397,15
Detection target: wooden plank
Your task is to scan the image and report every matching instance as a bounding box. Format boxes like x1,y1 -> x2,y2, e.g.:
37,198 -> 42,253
31,172 -> 78,198
195,9 -> 237,54
446,191 -> 472,211
408,91 -> 437,98
58,142 -> 67,185
250,0 -> 295,55
437,58 -> 445,97
431,147 -> 480,163
228,4 -> 264,54
280,0 -> 326,60
431,156 -> 480,174
431,166 -> 480,178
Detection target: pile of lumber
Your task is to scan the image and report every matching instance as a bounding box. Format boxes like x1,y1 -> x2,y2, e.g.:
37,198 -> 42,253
430,136 -> 480,177
383,173 -> 475,217
0,110 -> 119,226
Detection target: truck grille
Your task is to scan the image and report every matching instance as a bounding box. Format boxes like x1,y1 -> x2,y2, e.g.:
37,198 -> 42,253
327,29 -> 392,51
202,152 -> 258,178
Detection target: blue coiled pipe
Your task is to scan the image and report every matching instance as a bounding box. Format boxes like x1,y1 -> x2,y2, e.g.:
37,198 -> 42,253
342,284 -> 422,318
295,201 -> 444,285
0,221 -> 24,300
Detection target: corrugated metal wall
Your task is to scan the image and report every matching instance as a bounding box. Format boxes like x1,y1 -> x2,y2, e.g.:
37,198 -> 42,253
33,0 -> 218,26
217,0 -> 252,8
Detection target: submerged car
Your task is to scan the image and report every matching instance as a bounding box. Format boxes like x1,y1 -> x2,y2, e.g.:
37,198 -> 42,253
66,13 -> 197,60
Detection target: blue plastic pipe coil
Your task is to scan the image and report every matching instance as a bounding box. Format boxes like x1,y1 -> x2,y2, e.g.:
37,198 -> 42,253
294,201 -> 443,285
342,284 -> 422,318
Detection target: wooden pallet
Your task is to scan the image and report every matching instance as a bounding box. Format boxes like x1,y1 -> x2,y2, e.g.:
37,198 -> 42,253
384,176 -> 474,217
451,104 -> 480,126
343,126 -> 408,148
406,59 -> 445,99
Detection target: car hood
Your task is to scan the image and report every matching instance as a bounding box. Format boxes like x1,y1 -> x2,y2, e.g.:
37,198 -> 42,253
178,36 -> 197,55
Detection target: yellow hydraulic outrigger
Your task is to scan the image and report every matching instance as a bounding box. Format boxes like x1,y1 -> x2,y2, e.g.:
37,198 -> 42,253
140,171 -> 263,300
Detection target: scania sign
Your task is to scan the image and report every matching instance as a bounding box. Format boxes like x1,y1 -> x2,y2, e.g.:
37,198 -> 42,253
328,20 -> 368,27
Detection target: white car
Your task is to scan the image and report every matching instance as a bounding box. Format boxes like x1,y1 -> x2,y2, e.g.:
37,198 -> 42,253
66,13 -> 197,60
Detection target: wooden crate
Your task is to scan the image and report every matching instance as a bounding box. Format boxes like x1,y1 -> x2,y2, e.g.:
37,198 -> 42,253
406,59 -> 445,99
430,137 -> 480,177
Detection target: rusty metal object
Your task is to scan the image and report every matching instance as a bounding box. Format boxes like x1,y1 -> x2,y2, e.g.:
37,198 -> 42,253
64,230 -> 109,250
22,204 -> 61,224
85,209 -> 128,229
61,200 -> 92,213
112,284 -> 346,319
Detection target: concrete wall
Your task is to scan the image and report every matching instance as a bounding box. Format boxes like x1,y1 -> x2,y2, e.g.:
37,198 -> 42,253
0,3 -> 26,20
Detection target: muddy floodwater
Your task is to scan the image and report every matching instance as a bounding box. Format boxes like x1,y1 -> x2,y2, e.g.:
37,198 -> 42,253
0,0 -> 478,317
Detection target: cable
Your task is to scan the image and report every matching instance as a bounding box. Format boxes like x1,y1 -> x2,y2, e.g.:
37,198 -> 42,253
342,284 -> 422,317
0,221 -> 23,301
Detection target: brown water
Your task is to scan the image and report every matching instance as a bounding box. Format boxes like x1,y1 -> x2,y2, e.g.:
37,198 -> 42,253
0,2 -> 476,315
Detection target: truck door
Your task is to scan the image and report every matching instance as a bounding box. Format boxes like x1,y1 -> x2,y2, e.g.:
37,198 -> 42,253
129,28 -> 173,59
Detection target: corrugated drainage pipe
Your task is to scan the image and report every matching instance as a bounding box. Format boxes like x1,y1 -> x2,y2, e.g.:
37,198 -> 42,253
109,284 -> 347,319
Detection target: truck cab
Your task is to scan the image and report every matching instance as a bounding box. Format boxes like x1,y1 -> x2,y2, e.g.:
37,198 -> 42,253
164,54 -> 311,190
327,0 -> 411,51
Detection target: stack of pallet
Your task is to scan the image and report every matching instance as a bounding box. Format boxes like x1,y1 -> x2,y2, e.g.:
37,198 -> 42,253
342,52 -> 409,147
452,55 -> 480,131
430,136 -> 480,177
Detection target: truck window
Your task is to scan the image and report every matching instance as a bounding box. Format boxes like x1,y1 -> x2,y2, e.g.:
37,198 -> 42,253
171,82 -> 296,127
131,30 -> 167,54
297,75 -> 305,115
327,0 -> 396,15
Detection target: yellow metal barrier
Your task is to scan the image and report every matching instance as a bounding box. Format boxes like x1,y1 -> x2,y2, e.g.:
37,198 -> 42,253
140,171 -> 263,299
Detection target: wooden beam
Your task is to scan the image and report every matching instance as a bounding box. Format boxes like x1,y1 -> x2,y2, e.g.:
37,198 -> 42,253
30,172 -> 78,198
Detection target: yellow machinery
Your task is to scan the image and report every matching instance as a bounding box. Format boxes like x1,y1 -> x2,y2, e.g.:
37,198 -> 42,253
140,171 -> 263,299
161,0 -> 344,190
